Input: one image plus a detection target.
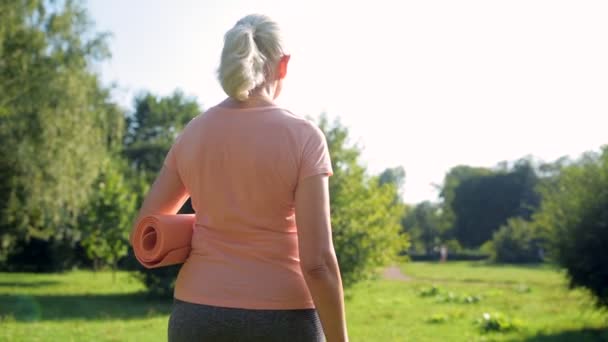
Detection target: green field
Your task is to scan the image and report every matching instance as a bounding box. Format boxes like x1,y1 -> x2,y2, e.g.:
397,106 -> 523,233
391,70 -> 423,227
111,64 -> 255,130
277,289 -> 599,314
1,262 -> 606,341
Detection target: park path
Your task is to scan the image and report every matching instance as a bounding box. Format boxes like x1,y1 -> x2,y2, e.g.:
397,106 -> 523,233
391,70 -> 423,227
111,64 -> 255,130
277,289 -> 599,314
382,265 -> 411,281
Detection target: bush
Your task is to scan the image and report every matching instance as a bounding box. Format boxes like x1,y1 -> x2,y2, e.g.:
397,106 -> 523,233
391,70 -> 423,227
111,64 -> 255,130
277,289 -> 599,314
444,239 -> 463,254
418,286 -> 482,304
79,158 -> 137,271
132,264 -> 181,298
491,218 -> 543,263
310,117 -> 409,286
3,237 -> 90,272
476,312 -> 523,333
534,147 -> 608,308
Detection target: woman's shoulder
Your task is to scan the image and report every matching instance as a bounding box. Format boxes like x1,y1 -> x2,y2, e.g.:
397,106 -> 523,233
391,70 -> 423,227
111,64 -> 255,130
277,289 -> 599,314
273,108 -> 327,142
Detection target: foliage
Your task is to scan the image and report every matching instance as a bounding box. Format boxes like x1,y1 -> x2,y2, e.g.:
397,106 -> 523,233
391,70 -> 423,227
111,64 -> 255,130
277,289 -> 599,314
319,116 -> 409,287
378,166 -> 406,203
476,312 -> 524,333
2,236 -> 89,272
534,147 -> 608,308
378,166 -> 406,189
78,158 -> 137,271
444,239 -> 463,254
491,218 -> 544,263
402,201 -> 441,254
418,285 -> 482,304
425,313 -> 449,324
440,159 -> 541,248
0,0 -> 123,263
123,91 -> 201,182
419,285 -> 441,297
132,265 -> 182,298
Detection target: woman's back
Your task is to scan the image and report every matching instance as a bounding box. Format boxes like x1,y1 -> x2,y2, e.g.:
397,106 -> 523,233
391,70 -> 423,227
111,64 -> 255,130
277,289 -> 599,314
132,13 -> 348,341
168,104 -> 332,309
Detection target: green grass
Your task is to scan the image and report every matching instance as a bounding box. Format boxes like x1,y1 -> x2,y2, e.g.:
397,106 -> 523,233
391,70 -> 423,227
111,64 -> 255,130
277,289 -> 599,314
1,262 -> 606,341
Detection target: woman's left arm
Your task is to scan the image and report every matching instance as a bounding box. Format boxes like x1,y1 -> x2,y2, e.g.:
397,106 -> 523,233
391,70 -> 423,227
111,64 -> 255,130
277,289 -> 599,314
129,164 -> 189,245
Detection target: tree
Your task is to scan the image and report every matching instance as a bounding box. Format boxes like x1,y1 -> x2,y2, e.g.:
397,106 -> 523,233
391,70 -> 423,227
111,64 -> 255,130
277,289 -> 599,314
490,218 -> 543,263
402,201 -> 441,255
534,147 -> 608,308
379,166 -> 405,189
319,116 -> 408,287
124,91 -> 201,182
438,165 -> 491,243
78,158 -> 137,273
0,0 -> 123,263
439,160 -> 541,248
379,166 -> 406,204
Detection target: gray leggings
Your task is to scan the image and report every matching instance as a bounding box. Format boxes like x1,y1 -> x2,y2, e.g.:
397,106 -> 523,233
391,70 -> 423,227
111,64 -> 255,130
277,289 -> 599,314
168,299 -> 325,342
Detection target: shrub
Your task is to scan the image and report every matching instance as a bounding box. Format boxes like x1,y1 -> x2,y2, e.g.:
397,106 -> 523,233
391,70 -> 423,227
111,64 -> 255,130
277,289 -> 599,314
132,264 -> 181,298
308,117 -> 409,287
418,286 -> 482,304
444,239 -> 463,254
419,286 -> 441,297
491,218 -> 543,263
425,314 -> 448,324
3,237 -> 88,272
476,312 -> 523,333
79,159 -> 137,271
534,147 -> 608,308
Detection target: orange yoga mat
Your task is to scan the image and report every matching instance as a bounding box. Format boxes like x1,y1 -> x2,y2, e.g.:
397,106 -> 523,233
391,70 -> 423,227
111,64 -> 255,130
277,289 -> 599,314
132,214 -> 195,269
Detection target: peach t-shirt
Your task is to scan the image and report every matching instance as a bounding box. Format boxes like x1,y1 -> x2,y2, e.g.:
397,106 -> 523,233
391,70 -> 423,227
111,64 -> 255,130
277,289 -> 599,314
164,104 -> 333,310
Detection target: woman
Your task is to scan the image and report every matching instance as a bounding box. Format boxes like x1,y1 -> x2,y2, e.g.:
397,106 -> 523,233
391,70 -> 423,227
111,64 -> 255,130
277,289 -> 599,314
131,14 -> 348,342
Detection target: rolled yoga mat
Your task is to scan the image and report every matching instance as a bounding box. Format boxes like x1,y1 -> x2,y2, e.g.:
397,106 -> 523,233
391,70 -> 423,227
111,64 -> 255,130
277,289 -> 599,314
132,214 -> 196,269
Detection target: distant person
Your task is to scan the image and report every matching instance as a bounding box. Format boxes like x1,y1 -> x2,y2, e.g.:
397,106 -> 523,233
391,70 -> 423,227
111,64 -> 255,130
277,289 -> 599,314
440,245 -> 448,263
131,14 -> 348,342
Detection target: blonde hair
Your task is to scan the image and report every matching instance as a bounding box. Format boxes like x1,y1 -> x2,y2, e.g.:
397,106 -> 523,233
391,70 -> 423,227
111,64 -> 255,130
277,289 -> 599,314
217,14 -> 285,101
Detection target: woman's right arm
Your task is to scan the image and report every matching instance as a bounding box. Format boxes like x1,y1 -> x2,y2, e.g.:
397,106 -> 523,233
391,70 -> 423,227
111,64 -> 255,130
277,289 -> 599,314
295,174 -> 348,342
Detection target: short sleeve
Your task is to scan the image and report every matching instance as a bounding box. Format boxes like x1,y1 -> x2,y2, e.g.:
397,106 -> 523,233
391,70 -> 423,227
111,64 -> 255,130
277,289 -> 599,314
298,124 -> 334,181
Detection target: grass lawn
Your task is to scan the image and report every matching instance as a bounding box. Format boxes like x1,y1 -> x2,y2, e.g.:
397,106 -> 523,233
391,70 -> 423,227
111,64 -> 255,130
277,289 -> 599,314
1,262 -> 606,341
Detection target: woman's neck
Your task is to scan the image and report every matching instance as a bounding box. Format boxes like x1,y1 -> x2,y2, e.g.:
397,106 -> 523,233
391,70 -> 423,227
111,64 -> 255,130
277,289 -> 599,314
218,82 -> 280,109
219,95 -> 276,109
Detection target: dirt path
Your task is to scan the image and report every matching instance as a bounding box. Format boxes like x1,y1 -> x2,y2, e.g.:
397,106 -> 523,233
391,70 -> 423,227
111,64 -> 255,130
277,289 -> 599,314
382,265 -> 412,281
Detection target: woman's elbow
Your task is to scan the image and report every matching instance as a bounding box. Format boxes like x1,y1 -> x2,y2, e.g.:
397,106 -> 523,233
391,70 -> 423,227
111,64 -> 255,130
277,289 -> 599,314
300,251 -> 336,279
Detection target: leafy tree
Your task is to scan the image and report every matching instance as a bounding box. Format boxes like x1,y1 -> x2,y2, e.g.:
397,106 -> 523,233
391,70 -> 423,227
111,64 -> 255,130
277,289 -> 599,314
0,0 -> 123,263
438,165 -> 491,243
78,158 -> 137,273
320,116 -> 408,286
490,218 -> 543,263
440,160 -> 541,248
379,167 -> 405,189
402,201 -> 441,255
124,91 -> 201,182
534,147 -> 608,308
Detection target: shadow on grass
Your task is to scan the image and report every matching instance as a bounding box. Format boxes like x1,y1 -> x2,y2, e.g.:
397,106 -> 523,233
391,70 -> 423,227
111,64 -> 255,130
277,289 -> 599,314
0,293 -> 172,322
0,280 -> 60,288
520,328 -> 608,342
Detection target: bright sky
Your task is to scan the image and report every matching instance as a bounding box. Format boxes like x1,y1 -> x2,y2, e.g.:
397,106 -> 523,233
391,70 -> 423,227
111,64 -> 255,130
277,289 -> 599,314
88,0 -> 608,204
